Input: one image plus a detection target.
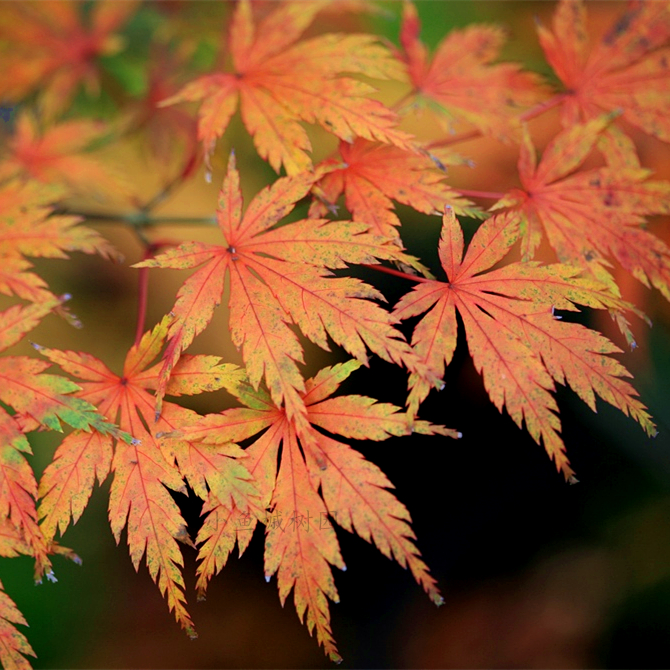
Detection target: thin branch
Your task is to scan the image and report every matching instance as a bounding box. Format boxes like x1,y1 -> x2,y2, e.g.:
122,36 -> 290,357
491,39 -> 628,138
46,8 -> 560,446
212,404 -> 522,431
427,128 -> 481,150
363,264 -> 432,283
519,92 -> 570,122
426,93 -> 570,150
456,189 -> 505,200
62,211 -> 218,226
135,265 -> 150,346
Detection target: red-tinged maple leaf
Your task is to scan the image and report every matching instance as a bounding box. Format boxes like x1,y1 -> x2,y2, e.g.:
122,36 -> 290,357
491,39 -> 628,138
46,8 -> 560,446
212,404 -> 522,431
309,138 -> 482,242
537,0 -> 670,147
0,577 -> 35,670
0,0 -> 137,118
160,0 -> 415,175
167,359 -> 455,662
0,114 -> 128,199
36,317 -> 253,639
0,179 -> 120,303
0,519 -> 32,559
394,208 -> 655,480
135,154 -> 428,425
493,116 -> 670,312
0,299 -> 125,580
395,1 -> 545,142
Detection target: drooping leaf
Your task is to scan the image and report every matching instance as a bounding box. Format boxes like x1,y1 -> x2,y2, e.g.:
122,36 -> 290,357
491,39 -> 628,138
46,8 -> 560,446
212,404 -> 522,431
160,0 -> 415,174
171,360 -> 455,661
495,117 -> 670,309
309,138 -> 482,242
395,1 -> 545,141
136,154 -> 428,425
394,208 -> 655,479
538,0 -> 670,146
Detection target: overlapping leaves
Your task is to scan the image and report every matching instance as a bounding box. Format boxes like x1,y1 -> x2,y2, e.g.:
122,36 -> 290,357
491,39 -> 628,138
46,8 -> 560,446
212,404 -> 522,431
161,0 -> 415,174
37,317 -> 250,639
136,154 -> 428,425
167,359 -> 456,662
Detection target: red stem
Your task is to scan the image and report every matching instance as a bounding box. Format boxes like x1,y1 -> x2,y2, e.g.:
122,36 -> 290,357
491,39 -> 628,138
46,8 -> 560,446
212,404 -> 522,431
363,264 -> 432,283
135,243 -> 161,346
427,128 -> 481,150
135,266 -> 149,346
519,92 -> 570,122
426,93 -> 570,150
457,188 -> 505,200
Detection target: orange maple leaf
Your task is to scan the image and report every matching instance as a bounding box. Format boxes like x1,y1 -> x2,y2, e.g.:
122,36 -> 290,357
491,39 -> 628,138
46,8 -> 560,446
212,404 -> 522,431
36,317 -> 252,639
396,1 -> 545,141
0,113 -> 128,199
538,0 -> 670,147
0,299 -> 125,580
169,360 -> 456,662
494,116 -> 670,310
309,138 -> 482,241
136,154 -> 428,425
0,179 -> 120,304
160,0 -> 415,175
0,0 -> 137,118
394,208 -> 655,479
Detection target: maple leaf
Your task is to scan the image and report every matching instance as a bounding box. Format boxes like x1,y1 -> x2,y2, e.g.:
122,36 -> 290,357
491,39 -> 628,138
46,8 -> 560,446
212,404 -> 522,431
394,208 -> 655,479
0,113 -> 128,199
160,0 -> 415,175
0,299 -> 126,580
136,154 -> 427,425
168,359 -> 456,662
395,1 -> 545,141
0,0 -> 137,118
494,116 -> 670,311
0,577 -> 35,670
37,317 -> 252,639
537,0 -> 670,146
309,138 -> 482,242
0,177 -> 120,312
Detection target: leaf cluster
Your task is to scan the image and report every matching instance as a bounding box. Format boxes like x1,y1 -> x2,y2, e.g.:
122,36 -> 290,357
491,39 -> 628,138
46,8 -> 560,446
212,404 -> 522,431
0,1 -> 669,666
